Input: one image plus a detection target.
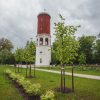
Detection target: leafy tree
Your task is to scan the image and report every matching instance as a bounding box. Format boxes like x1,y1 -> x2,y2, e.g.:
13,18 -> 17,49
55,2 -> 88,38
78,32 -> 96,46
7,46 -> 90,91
0,49 -> 14,64
0,38 -> 13,51
0,38 -> 14,64
51,42 -> 60,65
24,40 -> 36,77
93,39 -> 100,64
54,14 -> 80,92
78,52 -> 86,65
15,48 -> 23,72
24,41 -> 35,64
54,15 -> 80,65
26,41 -> 36,63
15,48 -> 23,63
78,36 -> 95,64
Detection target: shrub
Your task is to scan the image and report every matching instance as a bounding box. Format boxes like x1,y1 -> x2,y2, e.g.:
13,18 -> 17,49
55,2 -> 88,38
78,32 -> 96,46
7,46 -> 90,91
5,69 -> 41,96
22,80 -> 32,91
5,69 -> 12,75
16,76 -> 25,86
41,90 -> 55,100
5,69 -> 54,98
25,83 -> 41,96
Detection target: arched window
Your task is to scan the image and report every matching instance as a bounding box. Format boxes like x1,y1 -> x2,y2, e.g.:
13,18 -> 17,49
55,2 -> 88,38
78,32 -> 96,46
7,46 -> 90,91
37,39 -> 38,45
45,38 -> 48,45
40,38 -> 43,45
40,58 -> 42,63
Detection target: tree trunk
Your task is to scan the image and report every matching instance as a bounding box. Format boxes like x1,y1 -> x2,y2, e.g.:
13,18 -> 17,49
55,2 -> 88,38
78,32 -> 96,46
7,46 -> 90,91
21,62 -> 22,72
63,68 -> 65,92
61,67 -> 63,92
72,65 -> 74,92
26,63 -> 28,77
29,64 -> 31,77
61,63 -> 66,93
34,64 -> 35,77
18,63 -> 19,73
15,63 -> 16,73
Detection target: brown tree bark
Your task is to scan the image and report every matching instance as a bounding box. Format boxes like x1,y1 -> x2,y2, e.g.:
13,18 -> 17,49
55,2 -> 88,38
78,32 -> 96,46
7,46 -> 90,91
72,65 -> 74,92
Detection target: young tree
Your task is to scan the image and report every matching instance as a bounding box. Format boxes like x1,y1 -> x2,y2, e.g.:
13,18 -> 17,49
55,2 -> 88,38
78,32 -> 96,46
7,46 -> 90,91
24,40 -> 36,78
18,48 -> 24,72
23,48 -> 29,77
15,48 -> 23,73
54,14 -> 80,92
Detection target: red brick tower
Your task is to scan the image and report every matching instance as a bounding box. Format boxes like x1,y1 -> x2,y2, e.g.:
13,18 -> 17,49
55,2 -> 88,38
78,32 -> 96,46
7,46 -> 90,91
35,12 -> 51,66
38,12 -> 51,34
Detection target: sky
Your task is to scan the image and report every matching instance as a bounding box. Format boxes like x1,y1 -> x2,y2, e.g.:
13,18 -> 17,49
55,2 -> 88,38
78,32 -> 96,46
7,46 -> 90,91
0,0 -> 100,49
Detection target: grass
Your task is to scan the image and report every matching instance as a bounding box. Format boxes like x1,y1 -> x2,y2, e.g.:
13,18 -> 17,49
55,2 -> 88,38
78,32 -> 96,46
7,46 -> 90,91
37,66 -> 100,76
0,65 -> 23,100
0,65 -> 100,100
27,69 -> 100,100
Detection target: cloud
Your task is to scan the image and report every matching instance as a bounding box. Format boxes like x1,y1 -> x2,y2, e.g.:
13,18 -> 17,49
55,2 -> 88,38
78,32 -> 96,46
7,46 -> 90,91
0,0 -> 100,50
0,0 -> 42,49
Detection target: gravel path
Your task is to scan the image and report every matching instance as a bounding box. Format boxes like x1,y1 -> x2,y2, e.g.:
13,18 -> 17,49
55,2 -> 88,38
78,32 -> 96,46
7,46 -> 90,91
35,68 -> 100,80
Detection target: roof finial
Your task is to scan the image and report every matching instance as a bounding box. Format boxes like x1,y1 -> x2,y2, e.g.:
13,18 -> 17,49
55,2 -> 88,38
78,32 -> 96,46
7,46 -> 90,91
44,9 -> 46,12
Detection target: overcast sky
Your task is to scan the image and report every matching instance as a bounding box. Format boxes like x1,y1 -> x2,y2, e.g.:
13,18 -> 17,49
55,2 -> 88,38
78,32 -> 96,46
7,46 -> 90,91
0,0 -> 100,49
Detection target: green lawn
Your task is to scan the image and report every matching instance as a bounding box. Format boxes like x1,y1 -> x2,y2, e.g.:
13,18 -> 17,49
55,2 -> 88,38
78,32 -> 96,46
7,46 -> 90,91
37,66 -> 100,76
0,65 -> 23,100
0,65 -> 100,100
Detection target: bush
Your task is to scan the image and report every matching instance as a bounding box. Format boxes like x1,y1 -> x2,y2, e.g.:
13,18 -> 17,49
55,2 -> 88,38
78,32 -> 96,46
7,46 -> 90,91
5,69 -> 12,75
25,83 -> 41,96
16,76 -> 25,86
5,69 -> 41,96
41,90 -> 55,100
5,69 -> 54,99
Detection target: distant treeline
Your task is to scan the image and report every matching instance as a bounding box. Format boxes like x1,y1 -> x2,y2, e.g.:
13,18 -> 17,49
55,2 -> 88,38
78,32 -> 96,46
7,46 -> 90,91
0,35 -> 100,65
51,35 -> 100,65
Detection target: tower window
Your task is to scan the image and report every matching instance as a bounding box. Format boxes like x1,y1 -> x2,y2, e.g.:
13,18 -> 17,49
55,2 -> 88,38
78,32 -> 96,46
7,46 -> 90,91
40,38 -> 43,45
37,39 -> 38,45
45,38 -> 48,45
40,51 -> 43,54
40,58 -> 42,63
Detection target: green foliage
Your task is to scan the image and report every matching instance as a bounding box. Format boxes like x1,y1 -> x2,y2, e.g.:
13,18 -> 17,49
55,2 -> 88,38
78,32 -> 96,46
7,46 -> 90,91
54,14 -> 80,65
27,41 -> 36,63
0,66 -> 23,100
78,53 -> 86,65
93,39 -> 100,63
2,66 -> 100,100
41,90 -> 55,100
5,69 -> 12,74
0,38 -> 13,51
23,41 -> 36,64
51,42 -> 60,65
14,40 -> 36,64
78,36 -> 96,64
26,83 -> 41,96
15,48 -> 23,63
5,69 -> 56,98
0,38 -> 14,64
0,49 -> 14,64
5,69 -> 42,96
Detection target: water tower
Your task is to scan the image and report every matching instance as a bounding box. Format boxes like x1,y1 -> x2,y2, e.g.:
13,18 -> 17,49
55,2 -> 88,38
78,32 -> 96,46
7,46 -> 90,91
35,12 -> 51,66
